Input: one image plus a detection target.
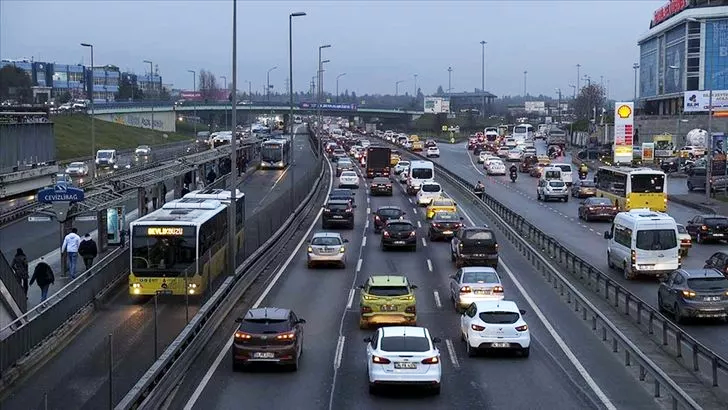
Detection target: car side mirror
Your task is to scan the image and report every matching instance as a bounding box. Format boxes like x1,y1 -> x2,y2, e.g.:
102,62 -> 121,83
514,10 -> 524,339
410,285 -> 418,289
343,239 -> 349,243
453,203 -> 457,206
705,260 -> 711,265
603,231 -> 612,239
298,318 -> 307,324
359,284 -> 365,289
234,317 -> 242,323
432,337 -> 442,344
363,337 -> 372,343
519,309 -> 526,316
402,212 -> 407,215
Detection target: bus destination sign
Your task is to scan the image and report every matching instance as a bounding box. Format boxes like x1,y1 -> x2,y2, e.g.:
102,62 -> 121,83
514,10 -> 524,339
147,227 -> 185,236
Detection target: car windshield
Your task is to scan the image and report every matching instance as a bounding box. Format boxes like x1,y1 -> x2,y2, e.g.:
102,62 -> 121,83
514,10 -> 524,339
579,181 -> 596,187
544,171 -> 561,179
97,151 -> 113,159
635,229 -> 677,251
514,126 -> 527,133
676,224 -> 688,234
432,200 -> 452,207
311,236 -> 341,246
240,318 -> 290,334
378,208 -> 402,217
480,311 -> 520,324
464,230 -> 493,240
588,198 -> 612,206
338,160 -> 352,166
373,178 -> 390,184
341,171 -> 357,177
386,222 -> 414,232
411,168 -> 433,179
490,161 -> 504,166
434,212 -> 459,220
462,271 -> 499,283
379,336 -> 430,352
687,277 -> 728,290
704,217 -> 728,225
328,203 -> 348,210
70,162 -> 84,167
398,161 -> 410,167
367,285 -> 409,296
554,165 -> 571,172
131,227 -> 196,275
630,174 -> 664,194
421,184 -> 441,193
549,181 -> 565,187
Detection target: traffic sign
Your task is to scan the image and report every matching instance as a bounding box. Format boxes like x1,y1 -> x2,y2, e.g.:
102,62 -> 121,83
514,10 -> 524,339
37,181 -> 85,203
28,216 -> 52,222
76,215 -> 97,222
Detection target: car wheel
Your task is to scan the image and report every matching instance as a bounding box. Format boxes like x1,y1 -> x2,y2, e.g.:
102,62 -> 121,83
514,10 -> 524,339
687,181 -> 694,191
623,262 -> 635,280
381,243 -> 387,251
429,233 -> 436,241
563,196 -> 568,202
520,347 -> 530,358
290,356 -> 300,372
368,382 -> 377,395
607,251 -> 615,269
536,192 -> 541,201
307,261 -> 315,269
584,213 -> 590,222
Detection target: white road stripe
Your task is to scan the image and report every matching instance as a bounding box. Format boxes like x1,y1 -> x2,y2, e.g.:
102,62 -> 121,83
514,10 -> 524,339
356,258 -> 362,272
366,207 -> 370,214
417,221 -> 422,228
346,289 -> 355,309
433,290 -> 442,308
421,237 -> 427,247
365,220 -> 369,229
445,338 -> 460,369
334,336 -> 346,369
362,236 -> 367,247
427,259 -> 433,272
408,198 -> 413,203
366,197 -> 370,203
412,207 -> 417,214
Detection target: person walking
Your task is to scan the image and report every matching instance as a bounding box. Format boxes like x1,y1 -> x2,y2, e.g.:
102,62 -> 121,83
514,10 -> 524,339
29,257 -> 55,302
181,184 -> 191,197
11,248 -> 29,295
61,227 -> 82,279
78,233 -> 98,270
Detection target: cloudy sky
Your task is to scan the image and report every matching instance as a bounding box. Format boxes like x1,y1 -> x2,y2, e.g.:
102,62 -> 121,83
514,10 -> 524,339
1,0 -> 665,99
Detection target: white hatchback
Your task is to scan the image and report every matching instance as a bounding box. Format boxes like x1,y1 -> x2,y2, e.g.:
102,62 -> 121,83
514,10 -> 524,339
339,171 -> 360,188
416,182 -> 442,206
460,300 -> 530,357
426,146 -> 440,158
365,326 -> 442,395
485,160 -> 506,175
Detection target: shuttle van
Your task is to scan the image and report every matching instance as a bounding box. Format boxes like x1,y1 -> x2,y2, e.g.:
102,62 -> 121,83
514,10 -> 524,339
604,209 -> 680,280
407,160 -> 435,195
551,163 -> 573,186
512,123 -> 534,144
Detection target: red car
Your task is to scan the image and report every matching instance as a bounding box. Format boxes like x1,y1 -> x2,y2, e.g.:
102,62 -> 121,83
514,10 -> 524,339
578,197 -> 618,221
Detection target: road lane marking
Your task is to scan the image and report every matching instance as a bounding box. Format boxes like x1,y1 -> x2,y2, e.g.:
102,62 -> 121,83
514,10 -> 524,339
417,221 -> 422,228
433,290 -> 442,308
346,289 -> 355,309
365,220 -> 369,229
427,259 -> 433,272
334,336 -> 345,369
421,237 -> 427,247
362,236 -> 367,247
445,338 -> 460,369
456,194 -> 616,410
366,197 -> 370,203
356,258 -> 362,272
366,207 -> 370,214
183,158 -> 335,410
412,207 -> 418,214
408,198 -> 413,203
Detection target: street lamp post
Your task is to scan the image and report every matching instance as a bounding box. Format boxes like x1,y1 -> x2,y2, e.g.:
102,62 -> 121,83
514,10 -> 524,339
188,70 -> 197,136
555,88 -> 562,123
266,66 -> 278,101
576,63 -> 581,92
395,80 -> 404,97
289,11 -> 307,207
632,63 -> 640,102
569,84 -> 576,99
523,71 -> 528,96
143,60 -> 155,144
317,44 -> 331,139
480,40 -> 487,117
318,59 -> 330,132
336,73 -> 346,103
221,75 -> 228,129
227,0 -> 240,281
447,67 -> 452,97
80,43 -> 95,178
413,73 -> 418,100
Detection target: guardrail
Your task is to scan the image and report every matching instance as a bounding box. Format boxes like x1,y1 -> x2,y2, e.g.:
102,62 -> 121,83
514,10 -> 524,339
0,252 -> 26,314
117,131 -> 324,409
380,137 -> 717,408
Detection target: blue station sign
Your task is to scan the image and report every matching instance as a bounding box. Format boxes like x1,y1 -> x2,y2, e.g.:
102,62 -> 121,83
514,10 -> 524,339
37,182 -> 85,203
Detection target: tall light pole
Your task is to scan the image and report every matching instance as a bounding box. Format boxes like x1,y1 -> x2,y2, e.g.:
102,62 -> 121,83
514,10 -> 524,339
413,73 -> 418,99
447,66 -> 453,96
336,73 -> 346,103
555,88 -> 562,123
317,44 -> 331,137
480,40 -> 487,117
632,63 -> 640,102
576,63 -> 581,92
289,11 -> 307,207
80,43 -> 95,178
395,80 -> 404,97
143,60 -> 155,144
221,75 -> 227,92
318,59 -> 330,129
228,0 -> 239,280
688,17 -> 714,201
220,75 -> 228,128
523,70 -> 528,96
266,66 -> 278,101
188,70 -> 197,136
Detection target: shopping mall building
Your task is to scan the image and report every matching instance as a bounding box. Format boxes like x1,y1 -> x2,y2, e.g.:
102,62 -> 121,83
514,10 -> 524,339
638,0 -> 728,115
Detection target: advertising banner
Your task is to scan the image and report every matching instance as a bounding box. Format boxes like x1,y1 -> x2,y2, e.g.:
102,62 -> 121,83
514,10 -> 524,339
683,90 -> 728,112
653,134 -> 674,158
424,97 -> 449,114
106,206 -> 126,246
641,143 -> 655,163
712,133 -> 727,176
613,102 -> 634,164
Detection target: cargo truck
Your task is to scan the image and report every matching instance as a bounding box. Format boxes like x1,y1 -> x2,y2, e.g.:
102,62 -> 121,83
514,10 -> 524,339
365,146 -> 391,178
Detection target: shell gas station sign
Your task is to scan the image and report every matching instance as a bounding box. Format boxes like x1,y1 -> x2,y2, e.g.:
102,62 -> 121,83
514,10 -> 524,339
613,102 -> 634,164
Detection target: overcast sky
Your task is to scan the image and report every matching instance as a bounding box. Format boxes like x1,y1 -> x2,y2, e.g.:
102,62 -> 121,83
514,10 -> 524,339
1,0 -> 665,99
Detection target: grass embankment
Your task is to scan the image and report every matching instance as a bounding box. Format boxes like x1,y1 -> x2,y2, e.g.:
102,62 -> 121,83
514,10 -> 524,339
53,114 -> 194,161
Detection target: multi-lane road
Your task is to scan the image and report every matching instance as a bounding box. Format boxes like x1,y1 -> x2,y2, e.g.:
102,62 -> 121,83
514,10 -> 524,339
166,158 -> 658,410
0,127 -> 315,410
431,141 -> 728,358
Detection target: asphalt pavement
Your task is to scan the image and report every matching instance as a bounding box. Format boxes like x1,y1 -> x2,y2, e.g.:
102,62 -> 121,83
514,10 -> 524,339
0,127 -> 316,410
172,158 -> 656,410
433,140 -> 728,359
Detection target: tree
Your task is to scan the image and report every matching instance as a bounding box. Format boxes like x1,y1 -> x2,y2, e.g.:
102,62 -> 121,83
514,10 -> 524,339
199,70 -> 218,101
436,85 -> 444,95
351,91 -> 357,103
0,66 -> 32,103
117,74 -> 143,101
573,84 -> 606,121
57,91 -> 73,104
159,86 -> 171,101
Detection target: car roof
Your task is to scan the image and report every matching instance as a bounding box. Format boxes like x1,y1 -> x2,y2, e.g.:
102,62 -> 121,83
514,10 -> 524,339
678,268 -> 726,278
385,219 -> 413,225
69,162 -> 85,166
372,177 -> 389,181
379,326 -> 428,338
368,275 -> 409,286
312,232 -> 342,239
473,300 -> 520,312
462,226 -> 492,232
422,181 -> 440,186
432,211 -> 458,219
377,206 -> 403,211
699,214 -> 727,218
244,307 -> 290,320
432,198 -> 454,204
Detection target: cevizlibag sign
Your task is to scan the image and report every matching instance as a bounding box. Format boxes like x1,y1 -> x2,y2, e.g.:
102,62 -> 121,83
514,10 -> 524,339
37,182 -> 85,203
613,102 -> 634,164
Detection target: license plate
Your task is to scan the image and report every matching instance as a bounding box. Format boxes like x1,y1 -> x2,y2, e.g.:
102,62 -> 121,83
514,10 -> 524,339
474,290 -> 491,295
442,230 -> 453,235
394,241 -> 405,245
704,296 -> 721,302
491,342 -> 510,348
639,265 -> 654,270
715,234 -> 724,237
253,352 -> 274,359
381,305 -> 397,311
333,215 -> 343,219
394,362 -> 417,369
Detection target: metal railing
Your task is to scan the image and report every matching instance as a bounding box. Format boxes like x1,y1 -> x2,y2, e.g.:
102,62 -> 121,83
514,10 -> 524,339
0,252 -> 26,313
378,136 -> 720,408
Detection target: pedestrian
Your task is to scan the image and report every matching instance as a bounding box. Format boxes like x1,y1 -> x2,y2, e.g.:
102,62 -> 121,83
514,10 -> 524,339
78,233 -> 98,270
61,227 -> 82,279
11,248 -> 29,295
181,184 -> 191,197
29,257 -> 54,302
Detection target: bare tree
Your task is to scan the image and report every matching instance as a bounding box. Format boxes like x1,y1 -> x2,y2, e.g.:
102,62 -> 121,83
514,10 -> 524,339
199,69 -> 218,101
573,84 -> 605,121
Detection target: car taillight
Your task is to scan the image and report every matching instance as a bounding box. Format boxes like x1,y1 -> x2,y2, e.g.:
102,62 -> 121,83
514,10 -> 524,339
630,250 -> 636,265
701,225 -> 709,231
276,332 -> 296,340
372,355 -> 391,364
421,356 -> 439,364
375,215 -> 380,220
681,290 -> 696,298
346,208 -> 353,213
492,286 -> 504,293
409,231 -> 416,237
234,331 -> 252,340
515,324 -> 528,332
405,306 -> 416,313
432,223 -> 440,227
460,286 -> 472,293
383,231 -> 390,237
471,324 -> 485,331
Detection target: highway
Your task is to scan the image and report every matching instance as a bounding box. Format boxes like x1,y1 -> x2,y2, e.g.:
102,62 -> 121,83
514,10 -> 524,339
168,159 -> 657,410
0,127 -> 315,410
433,140 -> 728,358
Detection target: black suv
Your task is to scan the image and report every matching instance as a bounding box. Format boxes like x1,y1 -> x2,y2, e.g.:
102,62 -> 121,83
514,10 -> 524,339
232,307 -> 306,371
685,214 -> 728,243
370,177 -> 393,196
323,199 -> 355,229
381,220 -> 417,251
373,206 -> 406,233
450,226 -> 498,268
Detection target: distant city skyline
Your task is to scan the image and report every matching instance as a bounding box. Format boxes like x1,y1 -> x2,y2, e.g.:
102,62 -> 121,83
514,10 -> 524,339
1,0 -> 665,99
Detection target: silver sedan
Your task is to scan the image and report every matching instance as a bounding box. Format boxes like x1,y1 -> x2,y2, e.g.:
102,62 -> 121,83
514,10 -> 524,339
448,267 -> 504,311
307,232 -> 349,268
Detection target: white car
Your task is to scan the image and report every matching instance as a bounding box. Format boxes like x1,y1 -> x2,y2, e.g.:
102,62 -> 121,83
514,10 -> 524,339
485,160 -> 506,175
504,138 -> 517,148
365,326 -> 442,395
449,267 -> 504,311
537,179 -> 569,202
416,181 -> 442,206
339,171 -> 360,188
426,146 -> 440,158
65,161 -> 89,176
398,167 -> 410,182
506,149 -> 522,162
478,151 -> 495,164
460,300 -> 530,357
307,232 -> 349,268
394,160 -> 410,175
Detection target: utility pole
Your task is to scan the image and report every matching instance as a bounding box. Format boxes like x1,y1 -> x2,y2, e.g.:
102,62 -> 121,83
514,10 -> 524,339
228,0 -> 238,277
480,40 -> 487,117
413,73 -> 418,100
633,63 -> 640,102
188,70 -> 197,136
143,60 -> 155,144
80,43 -> 95,178
395,80 -> 404,97
576,63 -> 581,92
523,71 -> 528,96
266,66 -> 277,101
447,66 -> 452,97
289,11 -> 307,205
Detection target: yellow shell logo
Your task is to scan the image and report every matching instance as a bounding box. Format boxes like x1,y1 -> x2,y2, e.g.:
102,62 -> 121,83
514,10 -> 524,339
617,105 -> 632,119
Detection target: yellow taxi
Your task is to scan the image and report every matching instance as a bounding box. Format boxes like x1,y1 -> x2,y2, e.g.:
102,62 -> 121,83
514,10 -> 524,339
426,198 -> 457,219
359,275 -> 418,329
537,155 -> 551,166
390,150 -> 400,166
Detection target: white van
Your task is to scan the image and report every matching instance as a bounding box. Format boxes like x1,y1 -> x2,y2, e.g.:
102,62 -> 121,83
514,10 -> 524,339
512,123 -> 534,144
551,163 -> 574,186
95,149 -> 118,169
604,209 -> 680,280
407,160 -> 435,195
540,166 -> 563,181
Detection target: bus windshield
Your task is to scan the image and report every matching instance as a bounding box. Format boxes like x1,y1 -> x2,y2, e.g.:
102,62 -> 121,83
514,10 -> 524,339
261,144 -> 283,162
631,174 -> 665,193
132,227 -> 196,276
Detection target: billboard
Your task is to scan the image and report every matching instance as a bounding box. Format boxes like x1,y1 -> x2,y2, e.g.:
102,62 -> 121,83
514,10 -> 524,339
653,134 -> 674,158
424,97 -> 449,114
713,133 -> 727,176
642,143 -> 655,163
613,102 -> 635,164
683,90 -> 728,112
705,20 -> 728,90
524,101 -> 546,114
